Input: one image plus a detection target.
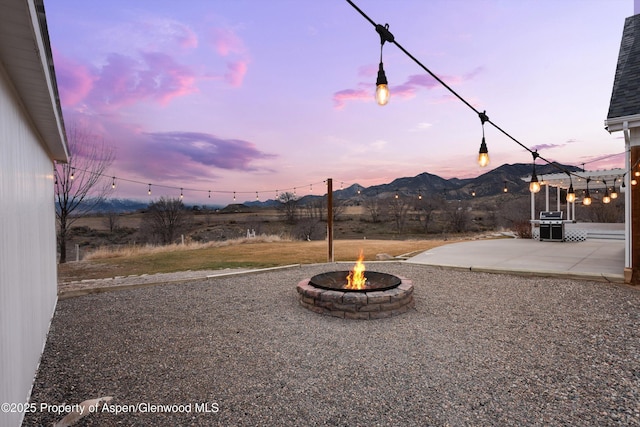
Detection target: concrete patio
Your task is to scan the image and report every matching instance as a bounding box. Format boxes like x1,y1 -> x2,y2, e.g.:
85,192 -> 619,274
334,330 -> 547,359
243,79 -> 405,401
407,238 -> 625,283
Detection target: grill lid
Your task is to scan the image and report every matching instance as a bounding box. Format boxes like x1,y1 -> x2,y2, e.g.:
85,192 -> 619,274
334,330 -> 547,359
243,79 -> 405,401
540,211 -> 563,220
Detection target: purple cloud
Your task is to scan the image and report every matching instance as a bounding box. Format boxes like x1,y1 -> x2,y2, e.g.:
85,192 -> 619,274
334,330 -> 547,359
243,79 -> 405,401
88,52 -> 198,109
333,66 -> 484,108
145,131 -> 276,170
333,87 -> 370,109
530,143 -> 564,151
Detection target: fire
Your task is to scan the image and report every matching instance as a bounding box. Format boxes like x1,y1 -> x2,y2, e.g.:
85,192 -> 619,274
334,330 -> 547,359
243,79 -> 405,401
345,250 -> 367,290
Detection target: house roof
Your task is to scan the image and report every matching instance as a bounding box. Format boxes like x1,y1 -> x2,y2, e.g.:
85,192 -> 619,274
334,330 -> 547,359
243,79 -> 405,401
608,14 -> 640,123
0,0 -> 67,161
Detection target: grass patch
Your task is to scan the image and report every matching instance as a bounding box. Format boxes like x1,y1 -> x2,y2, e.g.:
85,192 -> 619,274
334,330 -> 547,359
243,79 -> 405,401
58,238 -> 451,282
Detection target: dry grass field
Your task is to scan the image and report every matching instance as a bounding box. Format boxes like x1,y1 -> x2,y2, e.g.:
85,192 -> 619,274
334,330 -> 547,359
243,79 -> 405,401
58,238 -> 451,282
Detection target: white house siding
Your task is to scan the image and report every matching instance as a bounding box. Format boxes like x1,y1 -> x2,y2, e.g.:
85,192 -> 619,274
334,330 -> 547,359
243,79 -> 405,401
0,63 -> 59,427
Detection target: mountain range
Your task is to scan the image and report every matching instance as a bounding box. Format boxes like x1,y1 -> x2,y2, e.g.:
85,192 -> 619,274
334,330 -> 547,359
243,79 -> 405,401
80,162 -> 581,213
243,161 -> 582,208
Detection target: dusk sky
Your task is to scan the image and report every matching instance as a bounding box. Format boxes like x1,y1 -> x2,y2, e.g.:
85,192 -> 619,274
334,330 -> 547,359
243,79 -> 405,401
45,0 -> 632,205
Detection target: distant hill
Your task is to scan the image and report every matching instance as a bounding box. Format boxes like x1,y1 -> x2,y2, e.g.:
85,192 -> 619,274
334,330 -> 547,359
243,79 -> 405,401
70,162 -> 582,213
240,161 -> 582,207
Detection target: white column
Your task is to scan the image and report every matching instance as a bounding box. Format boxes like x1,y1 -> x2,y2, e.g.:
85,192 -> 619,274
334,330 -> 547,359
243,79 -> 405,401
556,186 -> 561,212
545,184 -> 549,212
531,191 -> 536,236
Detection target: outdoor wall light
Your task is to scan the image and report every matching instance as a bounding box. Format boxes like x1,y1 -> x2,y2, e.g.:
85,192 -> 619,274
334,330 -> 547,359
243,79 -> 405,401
375,23 -> 394,106
583,178 -> 592,206
478,111 -> 490,167
529,151 -> 541,193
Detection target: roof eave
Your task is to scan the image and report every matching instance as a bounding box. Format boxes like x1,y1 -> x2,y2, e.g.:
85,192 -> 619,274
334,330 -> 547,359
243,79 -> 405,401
604,113 -> 640,133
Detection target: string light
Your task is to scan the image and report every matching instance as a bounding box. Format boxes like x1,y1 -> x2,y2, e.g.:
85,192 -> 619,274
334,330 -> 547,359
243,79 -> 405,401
346,0 -> 609,189
529,152 -> 541,193
583,178 -> 592,206
374,23 -> 393,106
478,111 -> 490,167
566,179 -> 576,203
602,180 -> 611,204
609,181 -> 617,194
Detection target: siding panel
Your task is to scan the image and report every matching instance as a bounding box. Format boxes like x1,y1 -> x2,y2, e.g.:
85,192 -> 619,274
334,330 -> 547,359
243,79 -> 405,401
0,62 -> 58,427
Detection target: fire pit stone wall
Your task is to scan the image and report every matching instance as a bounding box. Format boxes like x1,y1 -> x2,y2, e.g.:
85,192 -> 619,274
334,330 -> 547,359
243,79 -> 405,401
296,276 -> 414,319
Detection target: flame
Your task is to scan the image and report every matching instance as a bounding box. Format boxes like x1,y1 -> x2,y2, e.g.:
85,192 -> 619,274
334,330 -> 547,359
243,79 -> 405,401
345,250 -> 367,290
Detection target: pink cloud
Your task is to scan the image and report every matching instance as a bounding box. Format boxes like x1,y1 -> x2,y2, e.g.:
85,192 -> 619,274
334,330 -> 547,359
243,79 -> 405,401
225,60 -> 248,87
333,87 -> 371,109
87,51 -> 197,109
52,50 -> 95,107
209,27 -> 245,56
334,66 -> 484,109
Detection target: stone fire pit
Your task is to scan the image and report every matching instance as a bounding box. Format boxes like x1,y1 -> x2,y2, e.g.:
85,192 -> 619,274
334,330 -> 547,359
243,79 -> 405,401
296,271 -> 414,319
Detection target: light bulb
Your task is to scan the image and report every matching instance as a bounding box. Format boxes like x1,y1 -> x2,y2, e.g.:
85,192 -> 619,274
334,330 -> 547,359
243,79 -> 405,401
611,189 -> 618,199
529,174 -> 541,193
478,138 -> 489,167
375,62 -> 389,106
566,184 -> 576,203
583,195 -> 592,206
603,194 -> 611,204
376,84 -> 389,106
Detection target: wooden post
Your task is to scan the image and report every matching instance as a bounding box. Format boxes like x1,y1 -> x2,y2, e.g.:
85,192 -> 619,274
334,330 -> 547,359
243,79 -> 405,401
327,178 -> 334,263
630,146 -> 640,284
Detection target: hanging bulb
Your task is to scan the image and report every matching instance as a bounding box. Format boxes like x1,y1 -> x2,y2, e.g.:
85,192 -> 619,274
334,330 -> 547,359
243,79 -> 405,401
583,178 -> 592,205
478,138 -> 489,167
70,168 -> 75,180
477,111 -> 490,167
529,151 -> 540,193
233,191 -> 236,202
180,188 -> 184,200
503,181 -> 508,193
611,185 -> 618,199
375,62 -> 390,106
633,178 -> 638,186
111,177 -> 116,189
208,190 -> 211,199
418,192 -> 422,200
566,183 -> 576,203
148,184 -> 152,195
529,173 -> 541,193
395,191 -> 399,199
471,190 -> 476,197
602,180 -> 610,204
256,192 -> 259,200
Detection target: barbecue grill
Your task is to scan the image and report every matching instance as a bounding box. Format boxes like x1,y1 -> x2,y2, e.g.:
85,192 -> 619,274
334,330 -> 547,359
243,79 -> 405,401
539,211 -> 565,242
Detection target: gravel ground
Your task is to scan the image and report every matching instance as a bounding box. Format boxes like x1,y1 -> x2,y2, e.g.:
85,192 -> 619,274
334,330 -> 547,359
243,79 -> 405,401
24,263 -> 640,426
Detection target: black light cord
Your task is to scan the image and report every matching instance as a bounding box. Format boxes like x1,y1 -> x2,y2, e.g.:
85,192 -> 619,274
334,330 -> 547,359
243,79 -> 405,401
344,0 -> 618,183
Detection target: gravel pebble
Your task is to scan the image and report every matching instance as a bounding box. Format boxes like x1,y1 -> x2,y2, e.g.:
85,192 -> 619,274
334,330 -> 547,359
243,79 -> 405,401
24,263 -> 640,426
